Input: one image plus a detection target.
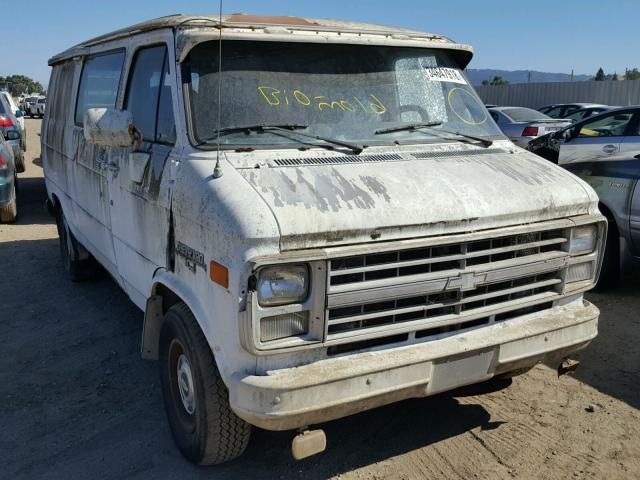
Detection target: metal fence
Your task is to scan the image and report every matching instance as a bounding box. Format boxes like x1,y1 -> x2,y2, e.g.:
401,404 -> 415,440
475,80 -> 640,108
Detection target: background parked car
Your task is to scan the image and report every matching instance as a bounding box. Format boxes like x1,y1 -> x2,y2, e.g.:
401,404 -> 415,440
0,130 -> 18,222
528,107 -> 640,288
562,150 -> 640,288
0,96 -> 26,172
528,106 -> 640,164
488,106 -> 572,147
537,103 -> 604,119
0,91 -> 25,132
22,96 -> 40,118
33,97 -> 46,117
564,105 -> 614,123
19,96 -> 34,113
27,96 -> 46,118
0,92 -> 27,152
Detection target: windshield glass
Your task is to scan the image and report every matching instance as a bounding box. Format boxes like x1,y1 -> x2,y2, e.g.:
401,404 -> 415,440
501,107 -> 550,122
184,41 -> 504,148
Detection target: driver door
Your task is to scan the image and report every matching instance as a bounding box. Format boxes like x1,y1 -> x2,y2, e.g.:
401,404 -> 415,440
107,42 -> 178,307
559,110 -> 636,165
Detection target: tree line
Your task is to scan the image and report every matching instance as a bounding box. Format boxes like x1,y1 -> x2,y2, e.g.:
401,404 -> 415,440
0,75 -> 45,96
594,68 -> 640,81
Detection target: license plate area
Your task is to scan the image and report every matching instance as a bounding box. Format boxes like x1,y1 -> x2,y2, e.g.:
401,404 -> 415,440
428,348 -> 495,394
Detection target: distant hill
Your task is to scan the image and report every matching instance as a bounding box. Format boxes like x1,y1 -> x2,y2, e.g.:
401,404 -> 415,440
466,69 -> 592,86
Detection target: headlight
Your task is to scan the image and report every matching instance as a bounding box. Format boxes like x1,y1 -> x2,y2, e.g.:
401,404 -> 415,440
569,225 -> 597,255
257,265 -> 309,307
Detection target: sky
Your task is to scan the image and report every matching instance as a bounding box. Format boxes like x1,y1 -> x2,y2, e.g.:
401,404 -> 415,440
4,0 -> 639,85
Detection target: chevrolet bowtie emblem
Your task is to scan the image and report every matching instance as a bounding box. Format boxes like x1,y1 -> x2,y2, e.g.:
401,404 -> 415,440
446,271 -> 487,292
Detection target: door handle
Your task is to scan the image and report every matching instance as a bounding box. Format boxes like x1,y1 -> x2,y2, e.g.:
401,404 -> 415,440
602,144 -> 618,154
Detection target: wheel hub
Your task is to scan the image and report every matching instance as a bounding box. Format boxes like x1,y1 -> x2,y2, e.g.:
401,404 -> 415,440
176,354 -> 196,415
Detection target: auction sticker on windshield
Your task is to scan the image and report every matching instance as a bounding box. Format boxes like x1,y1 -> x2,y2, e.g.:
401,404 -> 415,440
423,67 -> 467,84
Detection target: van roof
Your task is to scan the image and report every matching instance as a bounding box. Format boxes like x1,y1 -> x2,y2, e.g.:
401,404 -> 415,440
48,13 -> 474,67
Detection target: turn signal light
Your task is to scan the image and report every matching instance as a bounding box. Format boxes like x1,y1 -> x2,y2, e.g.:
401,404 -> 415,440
522,126 -> 539,137
0,116 -> 14,128
210,261 -> 229,289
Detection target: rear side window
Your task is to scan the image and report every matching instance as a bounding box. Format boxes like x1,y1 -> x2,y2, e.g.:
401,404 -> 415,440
502,107 -> 550,122
75,50 -> 125,125
125,45 -> 176,144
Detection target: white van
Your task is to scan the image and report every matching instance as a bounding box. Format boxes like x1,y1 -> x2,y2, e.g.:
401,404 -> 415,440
43,14 -> 605,465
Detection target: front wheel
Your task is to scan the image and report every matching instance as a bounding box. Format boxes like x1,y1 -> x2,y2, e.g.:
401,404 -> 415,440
160,303 -> 251,465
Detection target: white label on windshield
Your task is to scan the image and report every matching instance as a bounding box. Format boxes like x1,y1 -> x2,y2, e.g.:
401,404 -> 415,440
423,67 -> 467,84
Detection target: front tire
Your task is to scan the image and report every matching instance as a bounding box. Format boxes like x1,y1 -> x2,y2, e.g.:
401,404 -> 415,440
160,303 -> 251,465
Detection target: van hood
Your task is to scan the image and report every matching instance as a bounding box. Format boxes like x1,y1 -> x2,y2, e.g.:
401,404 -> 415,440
236,145 -> 596,251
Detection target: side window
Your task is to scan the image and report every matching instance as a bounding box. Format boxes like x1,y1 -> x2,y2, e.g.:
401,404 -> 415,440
156,61 -> 177,144
75,50 -> 125,125
490,111 -> 499,123
125,45 -> 176,144
578,111 -> 635,138
545,106 -> 563,118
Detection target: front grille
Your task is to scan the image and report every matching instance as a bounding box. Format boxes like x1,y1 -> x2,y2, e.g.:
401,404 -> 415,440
325,227 -> 571,348
327,302 -> 553,356
330,229 -> 566,287
328,271 -> 560,335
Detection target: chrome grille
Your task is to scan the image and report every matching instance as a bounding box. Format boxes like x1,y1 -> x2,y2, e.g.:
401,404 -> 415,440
325,228 -> 570,346
330,229 -> 566,287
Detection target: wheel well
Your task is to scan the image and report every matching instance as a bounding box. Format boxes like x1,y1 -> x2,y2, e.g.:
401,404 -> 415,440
154,283 -> 182,314
142,283 -> 187,360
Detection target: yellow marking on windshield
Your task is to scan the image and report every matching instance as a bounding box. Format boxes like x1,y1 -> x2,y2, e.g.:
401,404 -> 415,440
258,85 -> 387,115
447,87 -> 487,125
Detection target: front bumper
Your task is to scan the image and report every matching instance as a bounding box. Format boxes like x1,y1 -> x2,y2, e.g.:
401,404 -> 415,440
230,300 -> 598,430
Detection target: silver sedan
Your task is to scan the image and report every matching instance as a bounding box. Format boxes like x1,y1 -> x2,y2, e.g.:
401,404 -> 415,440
489,107 -> 572,148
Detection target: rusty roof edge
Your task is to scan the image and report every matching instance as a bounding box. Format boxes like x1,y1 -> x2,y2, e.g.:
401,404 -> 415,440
174,31 -> 473,66
48,14 -> 472,66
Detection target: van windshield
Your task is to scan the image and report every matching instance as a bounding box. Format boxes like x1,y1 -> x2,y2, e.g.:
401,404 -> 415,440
184,41 -> 504,149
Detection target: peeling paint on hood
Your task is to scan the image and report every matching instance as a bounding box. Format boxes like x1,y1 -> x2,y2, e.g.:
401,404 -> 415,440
238,150 -> 597,251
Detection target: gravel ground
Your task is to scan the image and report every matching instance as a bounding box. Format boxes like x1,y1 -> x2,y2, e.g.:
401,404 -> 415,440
1,119 -> 639,479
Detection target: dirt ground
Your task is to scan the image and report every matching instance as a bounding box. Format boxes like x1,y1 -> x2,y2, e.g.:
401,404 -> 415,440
2,118 -> 639,480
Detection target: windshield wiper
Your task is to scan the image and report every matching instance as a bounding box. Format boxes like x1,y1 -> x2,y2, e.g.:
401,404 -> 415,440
375,122 -> 443,135
205,124 -> 365,154
375,122 -> 493,148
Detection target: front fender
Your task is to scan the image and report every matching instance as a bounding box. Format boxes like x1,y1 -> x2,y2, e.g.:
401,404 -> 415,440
143,269 -> 216,361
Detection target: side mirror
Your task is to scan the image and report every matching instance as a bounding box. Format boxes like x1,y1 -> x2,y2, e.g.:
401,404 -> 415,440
5,130 -> 21,141
84,108 -> 134,147
15,110 -> 24,118
561,128 -> 576,141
